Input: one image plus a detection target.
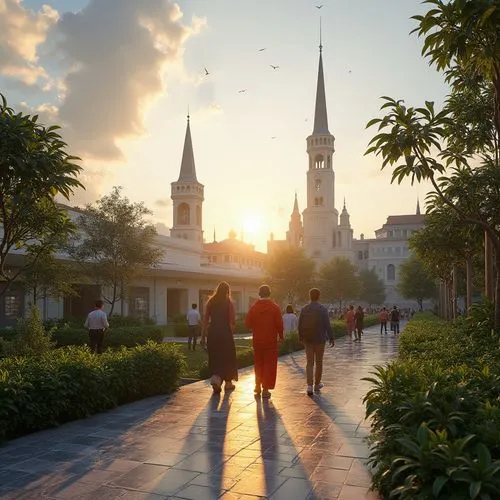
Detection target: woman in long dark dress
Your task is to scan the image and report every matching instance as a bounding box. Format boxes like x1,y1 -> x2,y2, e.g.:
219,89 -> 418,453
201,281 -> 238,393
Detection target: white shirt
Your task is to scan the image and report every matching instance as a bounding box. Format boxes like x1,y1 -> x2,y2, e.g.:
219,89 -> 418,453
187,308 -> 201,326
283,313 -> 298,334
84,309 -> 109,330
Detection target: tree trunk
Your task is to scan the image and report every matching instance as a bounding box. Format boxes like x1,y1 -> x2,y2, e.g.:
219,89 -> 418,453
466,255 -> 473,314
495,252 -> 500,334
485,232 -> 494,299
452,266 -> 457,320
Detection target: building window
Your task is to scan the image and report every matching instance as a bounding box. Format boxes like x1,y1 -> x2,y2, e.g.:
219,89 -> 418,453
364,250 -> 369,259
4,294 -> 22,319
387,264 -> 395,281
225,255 -> 231,263
177,203 -> 190,225
358,251 -> 363,260
129,287 -> 149,319
315,179 -> 321,191
314,155 -> 324,169
196,205 -> 202,226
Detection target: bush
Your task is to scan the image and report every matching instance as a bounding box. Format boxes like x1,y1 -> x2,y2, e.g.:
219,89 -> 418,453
52,325 -> 163,348
0,341 -> 185,441
364,313 -> 500,499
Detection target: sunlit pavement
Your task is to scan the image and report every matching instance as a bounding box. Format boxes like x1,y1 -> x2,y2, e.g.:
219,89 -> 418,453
0,325 -> 399,499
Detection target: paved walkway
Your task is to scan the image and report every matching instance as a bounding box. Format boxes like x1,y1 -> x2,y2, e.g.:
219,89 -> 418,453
0,326 -> 399,500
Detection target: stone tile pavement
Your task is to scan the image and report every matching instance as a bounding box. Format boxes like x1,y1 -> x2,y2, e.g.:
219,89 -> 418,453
0,326 -> 399,499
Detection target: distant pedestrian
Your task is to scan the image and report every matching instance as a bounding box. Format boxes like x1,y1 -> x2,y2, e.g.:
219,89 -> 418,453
354,306 -> 364,341
379,307 -> 389,335
187,303 -> 201,350
390,306 -> 400,334
200,282 -> 238,394
245,285 -> 284,398
84,299 -> 109,354
282,304 -> 298,335
345,304 -> 355,341
298,288 -> 335,396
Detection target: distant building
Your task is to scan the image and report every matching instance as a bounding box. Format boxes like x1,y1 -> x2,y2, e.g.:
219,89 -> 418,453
267,38 -> 426,308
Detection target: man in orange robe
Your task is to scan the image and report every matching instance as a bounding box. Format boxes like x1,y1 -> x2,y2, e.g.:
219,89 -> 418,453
245,284 -> 284,398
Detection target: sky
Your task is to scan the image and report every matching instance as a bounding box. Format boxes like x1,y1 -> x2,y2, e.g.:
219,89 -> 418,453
1,0 -> 450,251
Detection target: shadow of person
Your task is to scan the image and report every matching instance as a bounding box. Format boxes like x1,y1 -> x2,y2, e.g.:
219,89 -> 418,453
204,391 -> 232,496
256,397 -> 283,496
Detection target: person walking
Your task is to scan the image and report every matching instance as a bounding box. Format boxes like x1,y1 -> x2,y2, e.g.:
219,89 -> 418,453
390,305 -> 400,335
84,299 -> 109,354
354,305 -> 365,341
186,303 -> 201,351
298,288 -> 335,396
379,307 -> 389,335
245,285 -> 284,398
200,282 -> 238,394
345,304 -> 355,341
282,304 -> 298,335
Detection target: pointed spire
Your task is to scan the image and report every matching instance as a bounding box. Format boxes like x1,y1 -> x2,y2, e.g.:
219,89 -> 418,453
416,197 -> 421,215
213,226 -> 216,243
178,114 -> 198,182
313,25 -> 329,135
293,191 -> 299,213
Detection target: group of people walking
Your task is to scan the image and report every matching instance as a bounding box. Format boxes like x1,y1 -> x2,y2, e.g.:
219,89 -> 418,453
379,305 -> 402,335
344,305 -> 365,342
194,281 -> 334,398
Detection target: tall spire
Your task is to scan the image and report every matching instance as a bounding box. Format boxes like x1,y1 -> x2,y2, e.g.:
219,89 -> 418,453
313,21 -> 329,135
293,191 -> 299,213
416,197 -> 421,215
178,114 -> 198,182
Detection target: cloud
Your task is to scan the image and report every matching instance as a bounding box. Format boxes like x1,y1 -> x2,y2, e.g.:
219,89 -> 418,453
0,0 -> 58,85
155,198 -> 172,208
54,0 -> 205,160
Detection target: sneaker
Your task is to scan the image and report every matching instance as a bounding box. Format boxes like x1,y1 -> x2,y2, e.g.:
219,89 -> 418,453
224,381 -> 236,391
254,385 -> 262,395
262,389 -> 271,399
307,385 -> 313,396
314,383 -> 324,393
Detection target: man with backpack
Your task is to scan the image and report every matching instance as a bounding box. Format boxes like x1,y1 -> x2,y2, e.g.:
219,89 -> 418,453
298,288 -> 335,396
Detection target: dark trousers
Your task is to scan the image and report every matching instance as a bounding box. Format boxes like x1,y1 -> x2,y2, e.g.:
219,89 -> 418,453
89,329 -> 105,354
305,343 -> 326,386
380,321 -> 387,334
188,325 -> 200,350
391,321 -> 400,334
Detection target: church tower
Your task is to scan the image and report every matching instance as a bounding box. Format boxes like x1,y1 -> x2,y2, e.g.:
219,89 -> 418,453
302,37 -> 339,262
170,115 -> 204,246
286,192 -> 303,248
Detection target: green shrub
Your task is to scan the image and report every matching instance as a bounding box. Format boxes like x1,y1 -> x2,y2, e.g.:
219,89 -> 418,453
364,314 -> 500,499
52,325 -> 163,348
0,342 -> 185,441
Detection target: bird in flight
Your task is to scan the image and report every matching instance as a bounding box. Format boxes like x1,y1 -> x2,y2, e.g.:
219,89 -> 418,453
258,48 -> 266,52
238,89 -> 247,93
270,65 -> 279,70
271,136 -> 277,139
204,68 -> 210,76
315,5 -> 324,9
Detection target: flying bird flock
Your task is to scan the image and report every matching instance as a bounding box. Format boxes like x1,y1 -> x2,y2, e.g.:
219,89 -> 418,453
201,3 -> 327,140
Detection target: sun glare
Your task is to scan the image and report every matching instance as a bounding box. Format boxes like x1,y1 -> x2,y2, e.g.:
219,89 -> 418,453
243,214 -> 262,234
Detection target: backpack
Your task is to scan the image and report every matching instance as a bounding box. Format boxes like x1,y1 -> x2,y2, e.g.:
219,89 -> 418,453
299,306 -> 322,342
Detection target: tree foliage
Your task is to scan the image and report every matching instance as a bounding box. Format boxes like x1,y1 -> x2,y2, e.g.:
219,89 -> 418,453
0,94 -> 82,294
318,257 -> 361,307
398,255 -> 437,311
265,247 -> 315,305
359,268 -> 386,306
70,187 -> 163,315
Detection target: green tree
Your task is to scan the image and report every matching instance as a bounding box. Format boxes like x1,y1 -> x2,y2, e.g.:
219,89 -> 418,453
70,187 -> 163,315
265,247 -> 315,305
0,94 -> 82,295
398,255 -> 437,311
359,268 -> 386,306
318,257 -> 361,308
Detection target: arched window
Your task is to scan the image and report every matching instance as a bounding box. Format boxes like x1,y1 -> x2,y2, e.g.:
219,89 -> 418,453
387,264 -> 395,281
314,154 -> 324,169
177,203 -> 190,225
196,205 -> 202,226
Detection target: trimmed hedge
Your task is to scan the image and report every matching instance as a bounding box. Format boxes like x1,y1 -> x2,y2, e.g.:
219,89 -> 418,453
0,342 -> 185,442
364,312 -> 500,499
52,325 -> 163,348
